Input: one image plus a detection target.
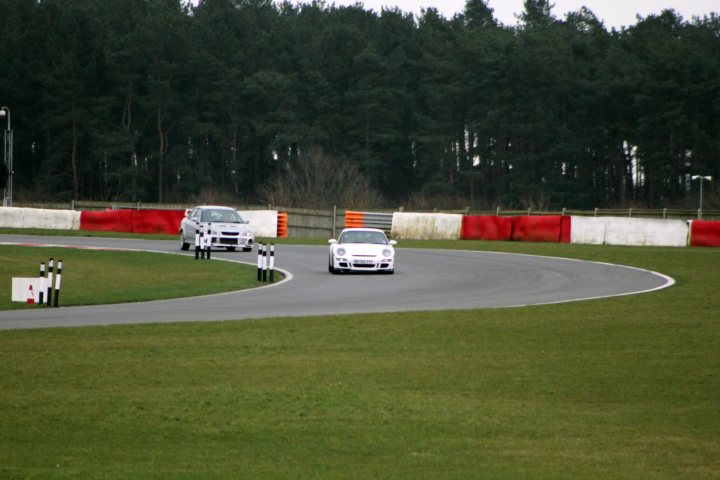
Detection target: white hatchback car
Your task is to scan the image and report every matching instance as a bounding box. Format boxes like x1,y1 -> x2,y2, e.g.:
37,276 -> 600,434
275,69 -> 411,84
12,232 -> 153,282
328,227 -> 396,274
180,206 -> 254,252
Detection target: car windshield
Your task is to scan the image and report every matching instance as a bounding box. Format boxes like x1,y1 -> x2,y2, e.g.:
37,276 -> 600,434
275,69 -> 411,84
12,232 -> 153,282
200,209 -> 243,223
339,230 -> 388,245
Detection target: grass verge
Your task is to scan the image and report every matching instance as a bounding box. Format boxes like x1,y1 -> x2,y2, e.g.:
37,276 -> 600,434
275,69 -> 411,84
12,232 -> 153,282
0,227 -> 176,240
0,239 -> 718,479
0,246 -> 262,310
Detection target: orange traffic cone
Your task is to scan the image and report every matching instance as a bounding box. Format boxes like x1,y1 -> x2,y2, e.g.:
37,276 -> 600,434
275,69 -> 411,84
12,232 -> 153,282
26,285 -> 35,305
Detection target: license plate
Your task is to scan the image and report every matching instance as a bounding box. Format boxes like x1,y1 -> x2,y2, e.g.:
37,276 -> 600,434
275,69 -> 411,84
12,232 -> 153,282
354,259 -> 374,265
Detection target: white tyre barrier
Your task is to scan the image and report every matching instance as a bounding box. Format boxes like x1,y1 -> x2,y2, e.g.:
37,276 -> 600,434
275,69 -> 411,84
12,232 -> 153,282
391,212 -> 462,240
0,207 -> 26,228
570,216 -> 608,245
604,217 -> 689,247
27,208 -> 80,230
237,210 -> 278,238
0,207 -> 81,230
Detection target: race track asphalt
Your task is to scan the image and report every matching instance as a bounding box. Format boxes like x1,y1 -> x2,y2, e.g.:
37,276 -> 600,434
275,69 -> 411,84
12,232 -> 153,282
0,235 -> 673,330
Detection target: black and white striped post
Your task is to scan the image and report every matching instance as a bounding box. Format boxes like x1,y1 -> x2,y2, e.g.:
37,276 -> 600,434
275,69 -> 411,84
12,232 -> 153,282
46,258 -> 54,307
253,244 -> 276,283
194,226 -> 200,260
206,223 -> 212,260
53,259 -> 62,307
199,226 -> 206,259
256,243 -> 264,281
262,243 -> 268,282
38,262 -> 45,305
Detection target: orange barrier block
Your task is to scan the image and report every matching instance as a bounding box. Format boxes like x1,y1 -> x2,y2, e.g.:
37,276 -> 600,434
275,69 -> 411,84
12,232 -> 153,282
690,220 -> 720,247
277,212 -> 288,238
345,211 -> 365,228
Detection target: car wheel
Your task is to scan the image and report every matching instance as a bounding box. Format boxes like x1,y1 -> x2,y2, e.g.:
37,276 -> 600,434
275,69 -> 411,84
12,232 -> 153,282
180,231 -> 190,251
243,247 -> 252,252
226,247 -> 236,252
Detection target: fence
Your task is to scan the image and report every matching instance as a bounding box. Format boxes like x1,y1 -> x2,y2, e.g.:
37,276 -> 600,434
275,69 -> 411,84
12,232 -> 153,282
11,201 -> 720,239
468,207 -> 720,221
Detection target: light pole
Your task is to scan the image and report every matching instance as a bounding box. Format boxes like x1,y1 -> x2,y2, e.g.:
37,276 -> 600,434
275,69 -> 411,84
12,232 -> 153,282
691,174 -> 712,219
0,106 -> 12,207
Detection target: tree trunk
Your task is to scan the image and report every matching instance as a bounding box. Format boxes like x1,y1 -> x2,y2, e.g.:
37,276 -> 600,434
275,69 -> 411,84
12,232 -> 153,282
71,98 -> 79,199
157,105 -> 165,203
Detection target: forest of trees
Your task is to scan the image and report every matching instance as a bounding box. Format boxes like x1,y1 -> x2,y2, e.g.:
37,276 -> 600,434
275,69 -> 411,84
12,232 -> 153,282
0,0 -> 718,210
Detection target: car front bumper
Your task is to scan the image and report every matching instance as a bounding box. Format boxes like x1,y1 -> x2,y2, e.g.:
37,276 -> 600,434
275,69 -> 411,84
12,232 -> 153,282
332,256 -> 394,271
209,234 -> 254,249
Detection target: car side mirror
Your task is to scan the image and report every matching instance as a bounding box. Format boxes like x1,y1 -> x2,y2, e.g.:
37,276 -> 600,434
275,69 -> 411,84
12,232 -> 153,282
328,239 -> 338,245
184,209 -> 192,217
389,240 -> 397,246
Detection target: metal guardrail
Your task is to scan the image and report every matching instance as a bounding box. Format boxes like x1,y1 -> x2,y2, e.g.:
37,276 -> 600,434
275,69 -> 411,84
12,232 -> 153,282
363,212 -> 393,231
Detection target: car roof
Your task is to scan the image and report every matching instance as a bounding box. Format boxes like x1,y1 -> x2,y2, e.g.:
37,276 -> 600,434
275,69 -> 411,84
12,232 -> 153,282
194,205 -> 235,210
340,227 -> 385,233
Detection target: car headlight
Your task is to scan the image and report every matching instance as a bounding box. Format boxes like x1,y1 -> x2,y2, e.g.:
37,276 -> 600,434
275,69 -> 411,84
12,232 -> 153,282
382,248 -> 393,257
336,247 -> 346,256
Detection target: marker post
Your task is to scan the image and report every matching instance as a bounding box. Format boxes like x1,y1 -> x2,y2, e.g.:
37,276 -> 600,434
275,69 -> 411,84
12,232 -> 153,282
206,223 -> 212,260
257,244 -> 263,281
38,262 -> 45,305
195,227 -> 200,260
262,244 -> 268,282
46,258 -> 54,307
53,260 -> 62,307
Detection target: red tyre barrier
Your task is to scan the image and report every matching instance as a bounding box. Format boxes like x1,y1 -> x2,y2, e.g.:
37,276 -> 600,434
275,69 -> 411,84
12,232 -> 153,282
79,210 -> 134,233
690,220 -> 720,247
511,215 -> 563,243
560,215 -> 571,244
461,216 -> 512,241
80,209 -> 185,234
131,210 -> 186,234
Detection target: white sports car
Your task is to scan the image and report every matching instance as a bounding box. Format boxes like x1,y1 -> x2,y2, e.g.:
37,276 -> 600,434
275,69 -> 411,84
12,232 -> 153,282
180,205 -> 255,252
328,227 -> 396,274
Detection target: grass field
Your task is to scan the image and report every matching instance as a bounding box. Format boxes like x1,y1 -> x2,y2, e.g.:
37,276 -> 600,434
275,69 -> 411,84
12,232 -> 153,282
0,236 -> 718,479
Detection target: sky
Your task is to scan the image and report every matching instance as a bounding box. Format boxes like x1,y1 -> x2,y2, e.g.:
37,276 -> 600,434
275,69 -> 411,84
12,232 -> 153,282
307,0 -> 718,29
